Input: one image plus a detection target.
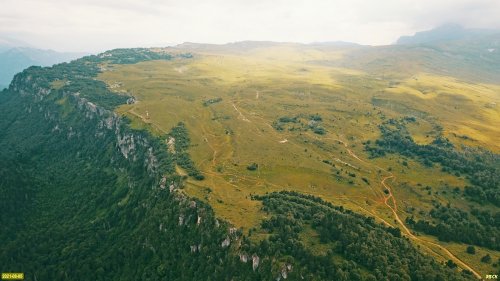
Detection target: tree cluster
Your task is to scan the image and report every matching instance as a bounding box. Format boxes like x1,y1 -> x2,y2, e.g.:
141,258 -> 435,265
365,118 -> 500,206
406,205 -> 500,250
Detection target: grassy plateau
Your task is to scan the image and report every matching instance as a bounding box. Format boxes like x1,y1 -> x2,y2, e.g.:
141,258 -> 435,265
98,43 -> 500,277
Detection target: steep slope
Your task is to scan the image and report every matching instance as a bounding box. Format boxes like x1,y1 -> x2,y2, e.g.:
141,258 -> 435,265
0,49 -> 475,280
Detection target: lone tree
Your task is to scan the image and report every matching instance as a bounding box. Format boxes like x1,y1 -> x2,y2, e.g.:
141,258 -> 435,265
481,254 -> 492,263
466,245 -> 476,254
446,260 -> 457,268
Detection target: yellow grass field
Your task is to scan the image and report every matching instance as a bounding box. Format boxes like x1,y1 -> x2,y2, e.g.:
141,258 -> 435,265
98,44 -> 500,276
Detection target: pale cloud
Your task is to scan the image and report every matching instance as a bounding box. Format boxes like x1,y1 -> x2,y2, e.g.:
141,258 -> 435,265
0,0 -> 499,52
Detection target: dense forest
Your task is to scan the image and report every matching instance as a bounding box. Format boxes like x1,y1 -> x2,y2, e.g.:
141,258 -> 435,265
406,205 -> 500,250
0,49 -> 475,280
249,191 -> 473,280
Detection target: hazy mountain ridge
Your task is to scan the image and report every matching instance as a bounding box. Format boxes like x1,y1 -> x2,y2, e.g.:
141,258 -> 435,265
0,42 -> 86,89
396,24 -> 499,45
173,25 -> 500,83
330,26 -> 500,83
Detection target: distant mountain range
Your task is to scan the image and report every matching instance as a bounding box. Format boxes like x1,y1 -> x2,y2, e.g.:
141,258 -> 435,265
396,23 -> 499,45
331,24 -> 500,83
0,39 -> 86,89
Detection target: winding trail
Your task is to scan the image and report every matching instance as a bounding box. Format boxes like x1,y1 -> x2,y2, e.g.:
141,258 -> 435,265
316,133 -> 482,279
128,109 -> 167,134
184,94 -> 482,278
200,126 -> 218,166
232,102 -> 250,122
381,175 -> 482,279
334,138 -> 368,164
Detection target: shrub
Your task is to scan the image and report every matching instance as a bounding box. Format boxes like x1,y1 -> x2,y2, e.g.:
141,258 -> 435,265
481,254 -> 492,263
466,245 -> 476,254
247,163 -> 258,171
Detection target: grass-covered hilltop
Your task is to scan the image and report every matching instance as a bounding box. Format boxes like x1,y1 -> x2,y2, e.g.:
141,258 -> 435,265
1,26 -> 499,280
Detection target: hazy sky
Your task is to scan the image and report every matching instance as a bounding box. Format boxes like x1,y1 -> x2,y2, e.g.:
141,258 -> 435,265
1,0 -> 499,52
